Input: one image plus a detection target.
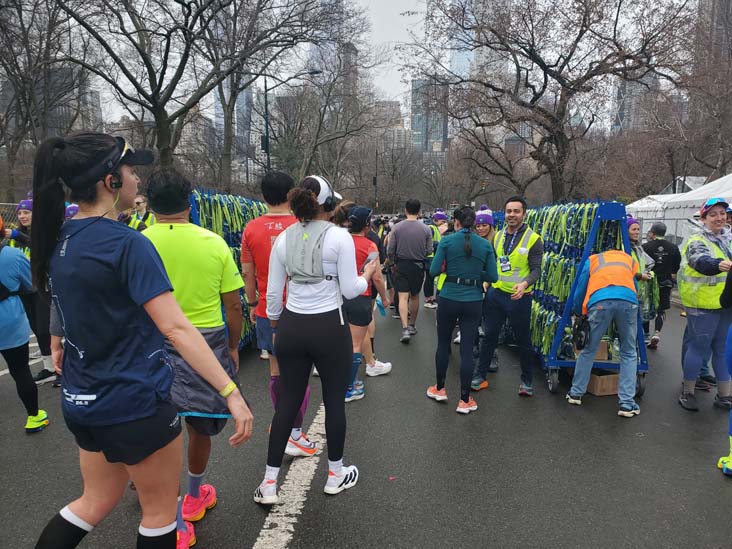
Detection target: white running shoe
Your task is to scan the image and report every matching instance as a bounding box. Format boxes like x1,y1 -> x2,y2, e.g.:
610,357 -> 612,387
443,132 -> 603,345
253,479 -> 278,505
424,301 -> 437,309
453,332 -> 461,345
259,349 -> 269,360
313,367 -> 319,376
366,360 -> 392,377
324,465 -> 359,495
285,433 -> 319,457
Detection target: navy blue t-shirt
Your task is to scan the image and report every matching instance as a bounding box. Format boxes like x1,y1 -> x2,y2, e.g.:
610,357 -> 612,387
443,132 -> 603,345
50,217 -> 174,426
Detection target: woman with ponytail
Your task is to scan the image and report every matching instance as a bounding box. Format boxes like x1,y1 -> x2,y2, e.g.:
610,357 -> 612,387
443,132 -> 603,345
427,205 -> 498,414
31,133 -> 252,549
254,176 -> 378,505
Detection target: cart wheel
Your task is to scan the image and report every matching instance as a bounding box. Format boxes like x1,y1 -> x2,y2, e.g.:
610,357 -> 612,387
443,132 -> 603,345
546,369 -> 560,394
635,373 -> 646,398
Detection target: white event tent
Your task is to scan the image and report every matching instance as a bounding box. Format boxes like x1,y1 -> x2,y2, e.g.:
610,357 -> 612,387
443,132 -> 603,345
626,173 -> 732,245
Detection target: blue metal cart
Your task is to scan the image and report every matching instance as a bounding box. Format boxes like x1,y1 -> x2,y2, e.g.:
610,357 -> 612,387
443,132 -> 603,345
542,201 -> 649,396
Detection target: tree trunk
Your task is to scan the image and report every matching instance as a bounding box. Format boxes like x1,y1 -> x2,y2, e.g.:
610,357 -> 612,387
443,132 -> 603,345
220,102 -> 234,193
155,109 -> 174,167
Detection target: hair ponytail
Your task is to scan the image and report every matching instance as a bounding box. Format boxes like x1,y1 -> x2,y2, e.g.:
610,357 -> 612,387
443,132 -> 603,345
453,205 -> 476,257
31,137 -> 67,295
288,187 -> 319,221
30,132 -> 118,293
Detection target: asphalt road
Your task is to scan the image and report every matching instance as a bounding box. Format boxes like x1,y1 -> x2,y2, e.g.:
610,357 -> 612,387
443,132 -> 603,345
2,304 -> 731,548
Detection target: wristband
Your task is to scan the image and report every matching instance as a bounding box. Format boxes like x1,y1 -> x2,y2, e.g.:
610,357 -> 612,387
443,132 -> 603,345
247,300 -> 258,307
219,380 -> 237,398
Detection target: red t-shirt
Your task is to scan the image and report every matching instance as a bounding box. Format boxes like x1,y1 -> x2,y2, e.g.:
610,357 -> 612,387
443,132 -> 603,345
352,234 -> 378,297
241,213 -> 297,318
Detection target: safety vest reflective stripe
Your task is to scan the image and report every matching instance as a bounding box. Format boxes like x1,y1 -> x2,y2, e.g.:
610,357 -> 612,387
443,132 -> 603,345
677,273 -> 721,285
591,255 -> 633,275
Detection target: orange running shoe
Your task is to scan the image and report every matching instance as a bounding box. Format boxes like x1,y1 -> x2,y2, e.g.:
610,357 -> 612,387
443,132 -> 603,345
426,385 -> 448,401
471,379 -> 489,391
182,484 -> 217,522
177,521 -> 196,548
456,397 -> 478,414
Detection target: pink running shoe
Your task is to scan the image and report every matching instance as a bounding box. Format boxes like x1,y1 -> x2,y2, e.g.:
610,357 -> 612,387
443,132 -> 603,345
177,521 -> 196,548
182,484 -> 217,522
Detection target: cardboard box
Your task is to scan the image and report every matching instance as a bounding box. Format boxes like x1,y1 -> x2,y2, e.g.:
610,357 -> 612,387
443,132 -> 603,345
575,340 -> 609,361
587,370 -> 619,396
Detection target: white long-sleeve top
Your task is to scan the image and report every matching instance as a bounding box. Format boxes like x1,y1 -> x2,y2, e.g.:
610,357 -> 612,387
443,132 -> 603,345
267,224 -> 368,320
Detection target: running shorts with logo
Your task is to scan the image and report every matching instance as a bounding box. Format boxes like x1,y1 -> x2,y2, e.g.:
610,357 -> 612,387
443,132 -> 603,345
65,400 -> 181,465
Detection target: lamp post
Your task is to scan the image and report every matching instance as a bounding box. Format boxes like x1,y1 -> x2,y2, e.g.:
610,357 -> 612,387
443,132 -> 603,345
262,69 -> 322,172
373,149 -> 380,210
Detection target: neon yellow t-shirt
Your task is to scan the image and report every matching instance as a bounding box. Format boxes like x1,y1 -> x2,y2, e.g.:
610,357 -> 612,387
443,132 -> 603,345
143,223 -> 244,328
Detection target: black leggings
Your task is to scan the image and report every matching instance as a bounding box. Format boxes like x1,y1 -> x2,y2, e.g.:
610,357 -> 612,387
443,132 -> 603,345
435,296 -> 482,402
1,343 -> 39,416
21,293 -> 51,355
268,308 -> 352,466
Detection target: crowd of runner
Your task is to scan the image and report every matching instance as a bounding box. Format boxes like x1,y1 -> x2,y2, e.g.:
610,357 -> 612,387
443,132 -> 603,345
2,131 -> 732,548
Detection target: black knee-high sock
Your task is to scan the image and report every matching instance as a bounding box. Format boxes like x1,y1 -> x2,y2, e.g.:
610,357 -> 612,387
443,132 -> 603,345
137,529 -> 176,548
36,512 -> 90,548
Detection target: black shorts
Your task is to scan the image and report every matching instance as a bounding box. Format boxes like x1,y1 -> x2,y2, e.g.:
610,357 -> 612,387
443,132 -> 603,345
343,295 -> 374,327
393,260 -> 425,296
658,285 -> 672,311
65,400 -> 182,465
184,415 -> 228,436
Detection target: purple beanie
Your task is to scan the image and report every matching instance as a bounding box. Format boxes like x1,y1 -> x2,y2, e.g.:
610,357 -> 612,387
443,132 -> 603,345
476,210 -> 494,226
433,211 -> 448,222
65,204 -> 79,219
16,199 -> 32,212
626,216 -> 640,228
479,204 -> 488,211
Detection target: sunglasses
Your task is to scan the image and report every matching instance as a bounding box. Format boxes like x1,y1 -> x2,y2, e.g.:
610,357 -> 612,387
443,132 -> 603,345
135,201 -> 145,206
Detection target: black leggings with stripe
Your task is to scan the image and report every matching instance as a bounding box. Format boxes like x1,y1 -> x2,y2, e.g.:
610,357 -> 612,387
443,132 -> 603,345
268,308 -> 352,466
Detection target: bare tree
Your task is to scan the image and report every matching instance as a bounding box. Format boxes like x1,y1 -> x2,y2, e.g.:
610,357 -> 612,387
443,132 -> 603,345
56,0 -> 338,166
403,0 -> 694,201
0,0 -> 91,197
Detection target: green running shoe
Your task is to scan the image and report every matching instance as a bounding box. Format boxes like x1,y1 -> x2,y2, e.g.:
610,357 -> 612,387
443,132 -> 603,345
25,409 -> 49,434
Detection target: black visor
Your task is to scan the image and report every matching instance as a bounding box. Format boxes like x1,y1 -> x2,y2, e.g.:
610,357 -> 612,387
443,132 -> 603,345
63,137 -> 154,190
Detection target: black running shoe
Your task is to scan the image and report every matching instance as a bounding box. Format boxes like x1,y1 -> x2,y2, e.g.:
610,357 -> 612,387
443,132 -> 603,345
33,369 -> 56,386
695,379 -> 712,391
714,395 -> 732,410
679,392 -> 699,411
700,374 -> 717,386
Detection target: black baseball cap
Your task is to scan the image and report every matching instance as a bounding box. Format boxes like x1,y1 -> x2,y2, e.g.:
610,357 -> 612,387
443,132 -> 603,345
64,137 -> 154,190
349,206 -> 372,228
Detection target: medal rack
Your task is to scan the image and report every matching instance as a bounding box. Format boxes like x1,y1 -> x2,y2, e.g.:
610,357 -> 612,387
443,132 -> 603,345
531,201 -> 649,395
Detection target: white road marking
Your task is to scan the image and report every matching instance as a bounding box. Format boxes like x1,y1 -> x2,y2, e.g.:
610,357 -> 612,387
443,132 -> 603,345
253,403 -> 327,549
0,369 -> 8,377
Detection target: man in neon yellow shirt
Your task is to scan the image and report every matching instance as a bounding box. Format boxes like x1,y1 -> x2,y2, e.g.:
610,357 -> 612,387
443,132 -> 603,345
144,168 -> 244,546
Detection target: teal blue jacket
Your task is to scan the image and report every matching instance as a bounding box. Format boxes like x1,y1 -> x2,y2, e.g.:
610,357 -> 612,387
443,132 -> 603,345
429,230 -> 498,302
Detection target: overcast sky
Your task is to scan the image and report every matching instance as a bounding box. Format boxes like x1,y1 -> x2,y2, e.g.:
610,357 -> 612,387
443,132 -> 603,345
361,0 -> 424,104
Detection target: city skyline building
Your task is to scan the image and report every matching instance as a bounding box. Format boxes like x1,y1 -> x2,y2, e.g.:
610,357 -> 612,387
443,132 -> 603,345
410,78 -> 449,153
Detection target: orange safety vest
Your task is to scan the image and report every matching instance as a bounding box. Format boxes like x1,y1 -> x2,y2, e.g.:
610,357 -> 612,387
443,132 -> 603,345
582,250 -> 638,314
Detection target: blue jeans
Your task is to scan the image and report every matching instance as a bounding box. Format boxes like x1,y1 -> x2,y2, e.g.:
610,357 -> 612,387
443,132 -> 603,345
569,299 -> 639,407
682,308 -> 732,383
